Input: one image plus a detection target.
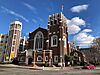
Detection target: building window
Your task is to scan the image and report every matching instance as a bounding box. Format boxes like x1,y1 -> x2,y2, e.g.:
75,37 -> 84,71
1,35 -> 4,38
51,35 -> 58,47
18,24 -> 21,30
5,41 -> 7,43
20,57 -> 24,62
14,35 -> 16,39
37,56 -> 42,62
4,46 -> 6,48
34,31 -> 44,50
13,41 -> 16,45
15,24 -> 17,28
45,56 -> 48,61
12,47 -> 15,51
6,36 -> 8,38
51,21 -> 53,25
54,20 -> 57,24
0,41 -> 3,43
54,56 -> 58,62
15,30 -> 17,34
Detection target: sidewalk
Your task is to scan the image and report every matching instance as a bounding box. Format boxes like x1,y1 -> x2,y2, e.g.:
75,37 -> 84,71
0,64 -> 100,70
0,64 -> 74,70
0,64 -> 43,70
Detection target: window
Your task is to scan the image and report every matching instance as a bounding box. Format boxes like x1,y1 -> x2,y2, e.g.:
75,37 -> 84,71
6,36 -> 8,38
15,30 -> 17,34
4,46 -> 6,48
14,35 -> 16,39
13,41 -> 16,45
54,20 -> 57,24
34,31 -> 44,50
54,56 -> 58,62
5,41 -> 7,43
20,57 -> 24,62
51,35 -> 58,47
37,56 -> 42,62
51,21 -> 53,25
18,24 -> 21,30
1,35 -> 4,38
12,47 -> 15,51
45,56 -> 48,61
15,24 -> 17,28
0,41 -> 3,43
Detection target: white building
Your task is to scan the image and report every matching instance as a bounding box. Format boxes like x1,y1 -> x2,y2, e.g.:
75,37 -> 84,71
8,21 -> 22,60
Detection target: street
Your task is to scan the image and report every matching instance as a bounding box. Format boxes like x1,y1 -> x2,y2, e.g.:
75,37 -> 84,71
0,67 -> 100,75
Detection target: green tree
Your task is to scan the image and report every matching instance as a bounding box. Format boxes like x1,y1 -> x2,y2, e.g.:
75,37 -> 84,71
65,55 -> 74,66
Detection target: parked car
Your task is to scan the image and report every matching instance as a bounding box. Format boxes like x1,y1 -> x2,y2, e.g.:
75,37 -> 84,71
82,64 -> 96,69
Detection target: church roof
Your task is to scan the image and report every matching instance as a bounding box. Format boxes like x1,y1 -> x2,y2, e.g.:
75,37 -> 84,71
29,27 -> 47,35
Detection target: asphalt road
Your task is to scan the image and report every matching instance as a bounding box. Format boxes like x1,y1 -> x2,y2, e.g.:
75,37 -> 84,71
0,67 -> 100,75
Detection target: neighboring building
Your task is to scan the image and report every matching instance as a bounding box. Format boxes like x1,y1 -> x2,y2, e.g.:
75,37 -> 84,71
28,12 -> 69,66
19,36 -> 26,52
7,21 -> 22,60
80,48 -> 100,64
0,34 -> 8,62
17,36 -> 29,64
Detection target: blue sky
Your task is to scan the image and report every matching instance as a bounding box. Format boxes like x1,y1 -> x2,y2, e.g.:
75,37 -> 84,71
0,0 -> 100,48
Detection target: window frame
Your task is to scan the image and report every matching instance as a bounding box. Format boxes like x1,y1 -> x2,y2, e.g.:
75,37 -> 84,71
37,56 -> 42,62
51,35 -> 58,47
54,56 -> 58,62
45,56 -> 48,61
34,31 -> 44,50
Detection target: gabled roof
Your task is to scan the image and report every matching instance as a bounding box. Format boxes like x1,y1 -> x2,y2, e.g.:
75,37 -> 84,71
29,27 -> 47,35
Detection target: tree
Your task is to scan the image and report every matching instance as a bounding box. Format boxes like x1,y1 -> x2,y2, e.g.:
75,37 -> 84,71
90,37 -> 100,65
64,55 -> 75,66
91,37 -> 100,51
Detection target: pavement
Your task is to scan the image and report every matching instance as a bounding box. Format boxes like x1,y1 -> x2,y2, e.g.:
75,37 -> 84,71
0,64 -> 100,70
0,64 -> 43,70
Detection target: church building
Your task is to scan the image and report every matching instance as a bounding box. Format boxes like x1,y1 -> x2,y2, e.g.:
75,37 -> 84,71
28,12 -> 70,66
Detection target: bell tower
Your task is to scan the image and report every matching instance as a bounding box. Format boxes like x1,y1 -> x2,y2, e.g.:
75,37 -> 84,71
48,12 -> 69,66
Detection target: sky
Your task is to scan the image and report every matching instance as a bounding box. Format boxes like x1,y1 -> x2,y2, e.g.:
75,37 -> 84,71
0,0 -> 100,48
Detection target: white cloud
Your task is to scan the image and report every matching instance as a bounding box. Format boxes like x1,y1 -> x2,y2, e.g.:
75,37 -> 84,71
32,19 -> 37,23
23,2 -> 37,14
71,17 -> 85,26
68,25 -> 81,34
82,29 -> 92,33
1,6 -> 29,22
71,4 -> 88,13
73,29 -> 95,47
67,17 -> 85,34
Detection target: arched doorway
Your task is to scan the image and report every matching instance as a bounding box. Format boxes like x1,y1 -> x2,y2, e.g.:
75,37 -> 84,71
28,57 -> 33,65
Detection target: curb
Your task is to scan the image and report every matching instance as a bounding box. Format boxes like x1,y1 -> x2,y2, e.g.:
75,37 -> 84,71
0,65 -> 43,70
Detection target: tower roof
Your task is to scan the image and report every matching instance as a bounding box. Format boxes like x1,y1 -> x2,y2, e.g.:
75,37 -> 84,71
10,21 -> 22,25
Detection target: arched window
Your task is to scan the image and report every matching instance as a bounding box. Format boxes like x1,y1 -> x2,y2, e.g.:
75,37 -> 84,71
37,56 -> 42,62
34,31 -> 44,50
51,35 -> 58,47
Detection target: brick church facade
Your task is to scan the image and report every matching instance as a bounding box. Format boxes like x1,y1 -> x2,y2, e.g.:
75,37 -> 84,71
28,12 -> 70,66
